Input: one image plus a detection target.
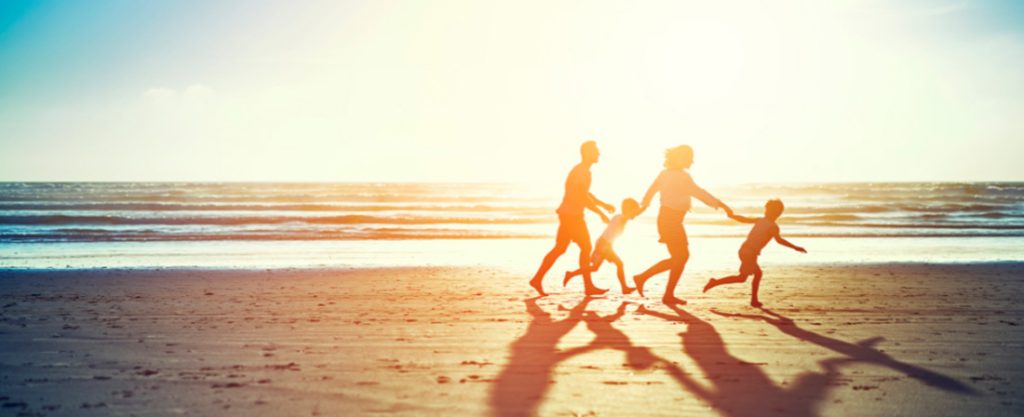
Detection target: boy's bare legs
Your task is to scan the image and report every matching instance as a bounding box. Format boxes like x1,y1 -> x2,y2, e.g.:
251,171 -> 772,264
578,240 -> 608,295
603,250 -> 635,294
703,273 -> 749,293
565,256 -> 604,286
612,259 -> 635,294
750,270 -> 763,307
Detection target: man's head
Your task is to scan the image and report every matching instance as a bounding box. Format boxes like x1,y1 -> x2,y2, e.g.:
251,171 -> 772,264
581,141 -> 600,164
764,199 -> 785,220
664,145 -> 693,170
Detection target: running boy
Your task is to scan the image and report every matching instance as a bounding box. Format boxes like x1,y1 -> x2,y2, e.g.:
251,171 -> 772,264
703,199 -> 806,307
564,198 -> 642,294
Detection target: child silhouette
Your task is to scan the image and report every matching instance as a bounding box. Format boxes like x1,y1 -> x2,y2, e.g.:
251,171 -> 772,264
703,199 -> 806,307
563,198 -> 642,294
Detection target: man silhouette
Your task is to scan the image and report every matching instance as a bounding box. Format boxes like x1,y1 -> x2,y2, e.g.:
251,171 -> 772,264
530,141 -> 614,296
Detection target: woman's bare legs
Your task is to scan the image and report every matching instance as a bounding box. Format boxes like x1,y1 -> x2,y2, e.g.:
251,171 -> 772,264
634,243 -> 688,303
633,259 -> 671,297
662,245 -> 689,305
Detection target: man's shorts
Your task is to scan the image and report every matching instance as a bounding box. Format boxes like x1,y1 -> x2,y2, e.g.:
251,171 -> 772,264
556,213 -> 590,246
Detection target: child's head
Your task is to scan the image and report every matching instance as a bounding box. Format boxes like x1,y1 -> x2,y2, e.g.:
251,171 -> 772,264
622,198 -> 641,219
764,199 -> 785,220
664,145 -> 694,170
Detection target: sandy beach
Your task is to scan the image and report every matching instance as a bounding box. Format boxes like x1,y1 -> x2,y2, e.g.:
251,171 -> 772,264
0,263 -> 1021,416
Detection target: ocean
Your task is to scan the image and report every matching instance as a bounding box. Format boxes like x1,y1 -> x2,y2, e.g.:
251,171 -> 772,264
1,182 -> 1022,269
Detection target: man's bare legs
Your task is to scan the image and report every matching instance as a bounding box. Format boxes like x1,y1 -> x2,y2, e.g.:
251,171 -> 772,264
531,237 -> 570,296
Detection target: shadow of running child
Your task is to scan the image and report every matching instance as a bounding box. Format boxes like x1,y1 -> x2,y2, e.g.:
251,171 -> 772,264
709,307 -> 976,395
637,304 -> 851,417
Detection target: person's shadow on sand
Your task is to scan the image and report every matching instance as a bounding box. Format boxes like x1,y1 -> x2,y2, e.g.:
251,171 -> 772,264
638,304 -> 845,417
492,301 -> 976,417
490,296 -> 593,417
709,307 -> 977,395
565,302 -> 665,371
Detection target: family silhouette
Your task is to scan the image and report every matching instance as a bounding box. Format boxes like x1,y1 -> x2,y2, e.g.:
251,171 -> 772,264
505,141 -> 975,416
531,141 -> 806,308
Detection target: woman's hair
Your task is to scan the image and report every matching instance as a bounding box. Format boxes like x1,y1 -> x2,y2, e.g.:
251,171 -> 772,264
664,145 -> 693,170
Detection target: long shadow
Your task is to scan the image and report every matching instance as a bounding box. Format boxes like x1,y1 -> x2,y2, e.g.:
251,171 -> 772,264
638,304 -> 847,417
490,296 -> 593,417
710,307 -> 977,395
561,302 -> 665,371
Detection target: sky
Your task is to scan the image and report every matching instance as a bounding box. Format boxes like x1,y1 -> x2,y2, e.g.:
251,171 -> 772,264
1,0 -> 1023,189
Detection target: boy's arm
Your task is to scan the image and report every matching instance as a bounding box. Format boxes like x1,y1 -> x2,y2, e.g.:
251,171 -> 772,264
774,231 -> 807,253
727,212 -> 758,224
589,193 -> 615,214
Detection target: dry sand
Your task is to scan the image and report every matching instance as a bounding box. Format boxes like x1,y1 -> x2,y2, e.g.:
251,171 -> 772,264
0,263 -> 1022,416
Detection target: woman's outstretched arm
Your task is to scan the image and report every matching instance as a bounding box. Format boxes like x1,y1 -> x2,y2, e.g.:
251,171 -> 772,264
686,172 -> 725,210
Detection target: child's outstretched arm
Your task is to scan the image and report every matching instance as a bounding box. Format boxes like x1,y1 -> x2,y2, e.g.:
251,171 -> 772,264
774,232 -> 807,253
725,207 -> 757,224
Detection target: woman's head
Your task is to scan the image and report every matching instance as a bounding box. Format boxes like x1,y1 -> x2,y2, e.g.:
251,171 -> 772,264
664,145 -> 693,170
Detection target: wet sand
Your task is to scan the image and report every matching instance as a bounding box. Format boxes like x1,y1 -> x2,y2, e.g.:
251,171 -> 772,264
0,263 -> 1022,416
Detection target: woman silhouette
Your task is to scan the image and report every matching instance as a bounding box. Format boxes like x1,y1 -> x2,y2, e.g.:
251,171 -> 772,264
634,145 -> 729,305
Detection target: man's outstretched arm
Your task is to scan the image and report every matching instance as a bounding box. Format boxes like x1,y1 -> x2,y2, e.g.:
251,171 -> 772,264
586,199 -> 610,223
589,193 -> 615,213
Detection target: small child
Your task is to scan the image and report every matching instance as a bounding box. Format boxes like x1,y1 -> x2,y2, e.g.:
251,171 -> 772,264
703,199 -> 806,307
564,198 -> 642,294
